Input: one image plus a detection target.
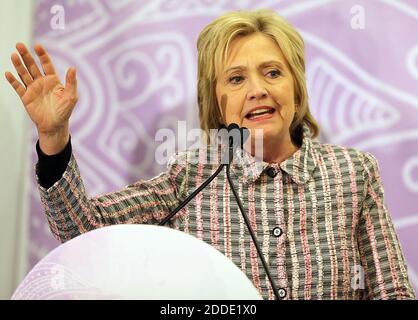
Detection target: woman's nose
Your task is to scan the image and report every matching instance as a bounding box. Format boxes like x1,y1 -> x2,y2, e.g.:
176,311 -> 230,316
246,78 -> 268,101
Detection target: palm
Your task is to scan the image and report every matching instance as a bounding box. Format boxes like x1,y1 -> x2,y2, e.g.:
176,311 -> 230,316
5,43 -> 77,135
23,75 -> 72,133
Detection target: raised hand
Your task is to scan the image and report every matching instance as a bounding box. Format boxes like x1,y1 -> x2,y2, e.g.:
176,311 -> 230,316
5,43 -> 78,154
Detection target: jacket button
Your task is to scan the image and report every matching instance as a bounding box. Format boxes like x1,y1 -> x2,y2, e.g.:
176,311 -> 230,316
266,167 -> 277,178
278,288 -> 287,299
272,227 -> 283,237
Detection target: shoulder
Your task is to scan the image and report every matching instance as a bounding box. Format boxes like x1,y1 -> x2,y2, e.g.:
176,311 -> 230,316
165,146 -> 222,197
166,146 -> 216,179
167,147 -> 205,169
313,141 -> 380,178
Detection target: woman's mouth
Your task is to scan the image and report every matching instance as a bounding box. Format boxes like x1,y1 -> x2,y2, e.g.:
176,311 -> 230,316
245,107 -> 275,122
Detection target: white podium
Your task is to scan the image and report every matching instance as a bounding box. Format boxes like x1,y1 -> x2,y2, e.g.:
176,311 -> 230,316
12,225 -> 262,300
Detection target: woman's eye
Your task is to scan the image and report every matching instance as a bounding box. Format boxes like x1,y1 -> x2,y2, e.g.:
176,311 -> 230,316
267,69 -> 281,78
228,75 -> 244,84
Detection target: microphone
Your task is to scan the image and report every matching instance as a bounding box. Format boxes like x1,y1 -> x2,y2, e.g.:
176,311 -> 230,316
219,123 -> 249,164
159,123 -> 281,300
221,123 -> 250,149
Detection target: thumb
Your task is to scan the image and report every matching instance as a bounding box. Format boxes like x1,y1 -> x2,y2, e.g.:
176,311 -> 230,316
64,67 -> 77,99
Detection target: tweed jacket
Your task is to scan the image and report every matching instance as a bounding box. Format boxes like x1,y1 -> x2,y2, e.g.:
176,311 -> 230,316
36,127 -> 415,300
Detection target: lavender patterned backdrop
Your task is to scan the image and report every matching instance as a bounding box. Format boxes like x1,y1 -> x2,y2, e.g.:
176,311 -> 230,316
28,0 -> 418,294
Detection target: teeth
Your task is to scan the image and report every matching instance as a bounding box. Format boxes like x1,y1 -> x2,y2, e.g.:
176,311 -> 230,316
247,108 -> 274,118
250,113 -> 268,119
252,110 -> 269,115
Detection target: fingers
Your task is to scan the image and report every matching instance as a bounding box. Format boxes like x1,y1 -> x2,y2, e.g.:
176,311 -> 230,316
64,67 -> 78,102
34,43 -> 57,75
11,52 -> 33,87
4,71 -> 26,98
15,42 -> 43,80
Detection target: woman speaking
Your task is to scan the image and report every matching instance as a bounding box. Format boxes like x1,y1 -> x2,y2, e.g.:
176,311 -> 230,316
5,9 -> 415,300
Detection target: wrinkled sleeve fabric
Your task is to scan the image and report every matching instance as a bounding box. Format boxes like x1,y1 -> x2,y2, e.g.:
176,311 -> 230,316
35,147 -> 189,243
357,152 -> 415,300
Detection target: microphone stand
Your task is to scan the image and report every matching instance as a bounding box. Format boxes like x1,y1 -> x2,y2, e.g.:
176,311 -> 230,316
159,125 -> 281,300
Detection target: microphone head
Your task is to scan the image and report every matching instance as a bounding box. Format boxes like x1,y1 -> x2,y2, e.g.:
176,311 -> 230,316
225,123 -> 250,149
227,123 -> 239,131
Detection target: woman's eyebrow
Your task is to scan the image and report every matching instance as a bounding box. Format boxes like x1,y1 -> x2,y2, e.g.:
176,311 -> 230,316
259,60 -> 285,68
224,60 -> 285,74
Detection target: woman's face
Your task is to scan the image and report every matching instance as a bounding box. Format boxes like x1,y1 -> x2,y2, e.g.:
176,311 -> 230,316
215,32 -> 296,148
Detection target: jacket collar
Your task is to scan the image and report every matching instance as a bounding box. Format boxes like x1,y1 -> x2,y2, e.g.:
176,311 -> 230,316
230,124 -> 319,185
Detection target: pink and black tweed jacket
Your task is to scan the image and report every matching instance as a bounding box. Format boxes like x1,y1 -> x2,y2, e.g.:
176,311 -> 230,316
36,127 -> 415,300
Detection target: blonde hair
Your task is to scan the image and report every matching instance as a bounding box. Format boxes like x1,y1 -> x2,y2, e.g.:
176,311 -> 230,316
196,9 -> 319,146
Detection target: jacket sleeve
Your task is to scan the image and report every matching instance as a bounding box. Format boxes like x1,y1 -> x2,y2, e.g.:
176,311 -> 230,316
357,152 -> 416,300
36,152 -> 189,243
